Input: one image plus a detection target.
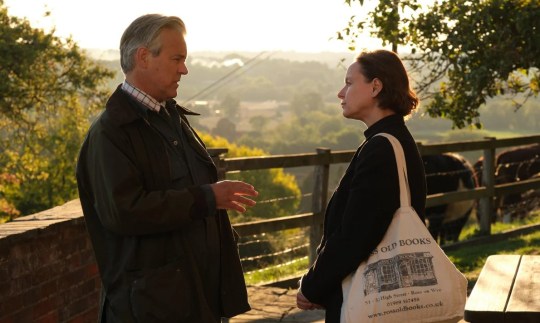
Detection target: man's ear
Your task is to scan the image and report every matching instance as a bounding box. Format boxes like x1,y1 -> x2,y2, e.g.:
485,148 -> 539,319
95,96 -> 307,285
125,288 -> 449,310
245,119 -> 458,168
372,78 -> 383,97
135,47 -> 150,69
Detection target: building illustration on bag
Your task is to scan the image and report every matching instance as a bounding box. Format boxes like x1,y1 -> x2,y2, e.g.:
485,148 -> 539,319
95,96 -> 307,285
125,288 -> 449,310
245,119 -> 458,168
363,252 -> 437,296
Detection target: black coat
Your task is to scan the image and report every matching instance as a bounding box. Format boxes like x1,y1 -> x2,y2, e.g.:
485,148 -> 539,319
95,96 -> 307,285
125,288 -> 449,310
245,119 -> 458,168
301,115 -> 426,322
76,86 -> 250,322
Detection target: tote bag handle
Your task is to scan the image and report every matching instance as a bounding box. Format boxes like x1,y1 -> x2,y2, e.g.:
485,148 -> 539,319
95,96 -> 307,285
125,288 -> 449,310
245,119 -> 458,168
373,133 -> 411,208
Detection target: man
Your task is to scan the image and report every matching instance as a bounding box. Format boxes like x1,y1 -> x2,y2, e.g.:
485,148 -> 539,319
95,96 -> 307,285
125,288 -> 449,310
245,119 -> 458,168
76,14 -> 258,322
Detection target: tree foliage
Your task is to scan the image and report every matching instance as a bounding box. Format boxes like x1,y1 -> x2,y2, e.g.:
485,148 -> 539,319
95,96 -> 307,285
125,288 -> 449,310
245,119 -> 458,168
0,1 -> 113,220
213,117 -> 237,141
218,94 -> 240,118
340,0 -> 540,128
289,91 -> 327,117
259,94 -> 363,154
197,132 -> 301,223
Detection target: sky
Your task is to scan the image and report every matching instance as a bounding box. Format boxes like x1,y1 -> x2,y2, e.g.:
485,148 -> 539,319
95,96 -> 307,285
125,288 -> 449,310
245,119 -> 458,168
3,0 -> 386,53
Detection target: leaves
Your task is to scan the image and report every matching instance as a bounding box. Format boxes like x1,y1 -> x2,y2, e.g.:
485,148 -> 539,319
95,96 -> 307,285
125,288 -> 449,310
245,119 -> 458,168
341,0 -> 540,128
0,2 -> 113,219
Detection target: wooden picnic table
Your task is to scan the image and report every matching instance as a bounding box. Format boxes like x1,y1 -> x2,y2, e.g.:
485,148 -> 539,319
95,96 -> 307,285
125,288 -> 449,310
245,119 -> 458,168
464,254 -> 540,323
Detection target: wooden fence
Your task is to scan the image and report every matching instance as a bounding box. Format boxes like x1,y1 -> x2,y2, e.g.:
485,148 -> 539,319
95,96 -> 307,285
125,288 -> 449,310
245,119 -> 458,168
209,134 -> 540,267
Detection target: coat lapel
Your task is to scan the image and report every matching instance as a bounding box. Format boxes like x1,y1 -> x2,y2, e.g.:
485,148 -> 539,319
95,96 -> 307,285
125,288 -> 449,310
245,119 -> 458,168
167,101 -> 213,163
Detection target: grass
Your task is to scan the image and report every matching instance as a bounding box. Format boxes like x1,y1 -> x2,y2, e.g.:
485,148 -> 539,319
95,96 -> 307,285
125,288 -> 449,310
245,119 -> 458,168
446,210 -> 540,291
458,212 -> 540,241
244,256 -> 309,286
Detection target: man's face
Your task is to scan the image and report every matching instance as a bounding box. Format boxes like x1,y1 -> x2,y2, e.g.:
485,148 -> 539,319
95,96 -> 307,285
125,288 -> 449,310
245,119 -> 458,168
144,28 -> 188,102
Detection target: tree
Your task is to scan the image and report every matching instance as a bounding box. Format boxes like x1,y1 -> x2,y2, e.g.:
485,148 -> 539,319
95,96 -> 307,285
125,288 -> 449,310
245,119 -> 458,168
340,0 -> 540,128
213,117 -> 237,141
289,91 -> 327,117
0,2 -> 113,220
340,0 -> 419,53
218,94 -> 240,118
0,174 -> 19,223
249,115 -> 270,132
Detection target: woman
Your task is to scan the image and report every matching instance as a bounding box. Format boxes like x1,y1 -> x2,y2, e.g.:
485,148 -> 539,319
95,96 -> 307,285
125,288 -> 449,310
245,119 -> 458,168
296,49 -> 427,322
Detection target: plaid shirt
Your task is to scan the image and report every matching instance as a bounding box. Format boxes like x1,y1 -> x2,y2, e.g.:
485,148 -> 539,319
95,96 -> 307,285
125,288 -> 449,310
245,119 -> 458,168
121,81 -> 165,113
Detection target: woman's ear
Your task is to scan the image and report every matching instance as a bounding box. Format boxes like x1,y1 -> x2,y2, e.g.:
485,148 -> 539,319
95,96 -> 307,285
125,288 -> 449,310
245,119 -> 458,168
372,78 -> 383,97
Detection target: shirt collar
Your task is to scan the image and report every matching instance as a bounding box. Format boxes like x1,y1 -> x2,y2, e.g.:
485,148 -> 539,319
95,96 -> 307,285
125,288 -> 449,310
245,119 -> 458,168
121,81 -> 165,113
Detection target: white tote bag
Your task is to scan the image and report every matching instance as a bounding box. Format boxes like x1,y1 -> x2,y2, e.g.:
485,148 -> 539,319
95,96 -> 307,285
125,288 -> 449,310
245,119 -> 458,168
341,133 -> 467,323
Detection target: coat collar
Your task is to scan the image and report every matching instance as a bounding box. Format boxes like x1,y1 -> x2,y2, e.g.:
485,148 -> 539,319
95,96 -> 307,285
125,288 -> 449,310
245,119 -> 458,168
364,114 -> 405,139
105,85 -> 199,126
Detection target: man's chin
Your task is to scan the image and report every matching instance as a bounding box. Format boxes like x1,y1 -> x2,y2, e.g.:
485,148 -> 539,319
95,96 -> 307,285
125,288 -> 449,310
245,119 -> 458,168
166,91 -> 178,100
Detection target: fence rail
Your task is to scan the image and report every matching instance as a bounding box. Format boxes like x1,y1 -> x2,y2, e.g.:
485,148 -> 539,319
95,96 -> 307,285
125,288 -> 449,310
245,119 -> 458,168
209,134 -> 540,266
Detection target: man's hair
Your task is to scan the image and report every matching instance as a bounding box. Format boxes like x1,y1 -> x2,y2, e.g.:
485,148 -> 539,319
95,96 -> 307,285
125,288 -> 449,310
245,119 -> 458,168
356,50 -> 419,116
120,14 -> 186,73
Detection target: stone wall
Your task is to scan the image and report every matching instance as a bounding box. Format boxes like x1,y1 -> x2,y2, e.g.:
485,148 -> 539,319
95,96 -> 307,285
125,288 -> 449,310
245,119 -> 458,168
0,199 -> 100,322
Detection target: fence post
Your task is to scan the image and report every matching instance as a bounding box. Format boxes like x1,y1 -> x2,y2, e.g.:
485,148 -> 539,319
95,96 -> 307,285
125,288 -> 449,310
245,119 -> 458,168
310,148 -> 331,265
479,137 -> 496,236
208,148 -> 229,180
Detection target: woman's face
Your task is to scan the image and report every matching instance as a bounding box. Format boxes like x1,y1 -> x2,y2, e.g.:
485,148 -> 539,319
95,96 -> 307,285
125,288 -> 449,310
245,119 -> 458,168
337,62 -> 377,121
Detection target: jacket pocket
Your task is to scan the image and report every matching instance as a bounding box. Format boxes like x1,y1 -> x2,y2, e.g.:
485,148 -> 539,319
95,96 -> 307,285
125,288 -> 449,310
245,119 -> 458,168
129,261 -> 192,322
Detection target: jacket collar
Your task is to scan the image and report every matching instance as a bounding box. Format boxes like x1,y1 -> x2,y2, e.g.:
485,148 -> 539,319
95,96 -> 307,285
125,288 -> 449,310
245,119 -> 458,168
105,85 -> 200,126
364,113 -> 405,139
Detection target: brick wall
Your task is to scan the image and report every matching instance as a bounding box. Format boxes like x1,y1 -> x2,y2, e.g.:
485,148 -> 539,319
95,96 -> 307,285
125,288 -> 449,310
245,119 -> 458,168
0,199 -> 100,323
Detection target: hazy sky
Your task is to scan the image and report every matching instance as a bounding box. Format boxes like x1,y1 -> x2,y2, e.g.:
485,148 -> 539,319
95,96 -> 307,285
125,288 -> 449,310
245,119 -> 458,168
3,0 -> 388,53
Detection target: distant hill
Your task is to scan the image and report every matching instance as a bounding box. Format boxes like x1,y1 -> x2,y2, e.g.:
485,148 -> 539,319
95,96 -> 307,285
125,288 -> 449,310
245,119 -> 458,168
91,49 -> 349,104
83,48 -> 356,67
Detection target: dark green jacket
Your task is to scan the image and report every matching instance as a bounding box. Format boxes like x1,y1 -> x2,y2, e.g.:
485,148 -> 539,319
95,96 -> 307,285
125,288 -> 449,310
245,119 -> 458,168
76,86 -> 250,322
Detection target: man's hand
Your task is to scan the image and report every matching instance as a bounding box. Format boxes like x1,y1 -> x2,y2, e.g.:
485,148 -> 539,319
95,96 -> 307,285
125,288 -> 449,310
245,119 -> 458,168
210,180 -> 258,213
296,290 -> 324,310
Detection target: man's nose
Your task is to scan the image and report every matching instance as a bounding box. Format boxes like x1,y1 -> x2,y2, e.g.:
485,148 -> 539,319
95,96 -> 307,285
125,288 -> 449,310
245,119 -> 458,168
179,64 -> 188,75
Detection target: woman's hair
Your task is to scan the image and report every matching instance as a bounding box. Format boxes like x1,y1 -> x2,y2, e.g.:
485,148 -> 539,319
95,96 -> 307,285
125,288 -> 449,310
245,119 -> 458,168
120,14 -> 186,74
356,50 -> 419,116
